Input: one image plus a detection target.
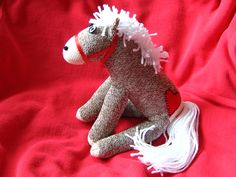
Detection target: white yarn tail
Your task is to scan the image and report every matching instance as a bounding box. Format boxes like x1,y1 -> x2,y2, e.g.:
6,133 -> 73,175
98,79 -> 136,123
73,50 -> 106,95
127,101 -> 200,175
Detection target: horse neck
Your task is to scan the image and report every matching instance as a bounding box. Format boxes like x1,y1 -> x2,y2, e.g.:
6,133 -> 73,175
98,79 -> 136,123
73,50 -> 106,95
105,37 -> 156,85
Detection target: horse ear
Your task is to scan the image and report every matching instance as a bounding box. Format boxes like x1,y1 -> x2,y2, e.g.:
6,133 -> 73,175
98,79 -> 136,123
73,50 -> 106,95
108,18 -> 120,39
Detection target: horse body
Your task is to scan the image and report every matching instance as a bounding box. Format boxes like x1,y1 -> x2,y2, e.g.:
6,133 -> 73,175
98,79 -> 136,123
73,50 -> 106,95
63,23 -> 182,157
106,37 -> 179,119
62,6 -> 199,173
63,13 -> 184,157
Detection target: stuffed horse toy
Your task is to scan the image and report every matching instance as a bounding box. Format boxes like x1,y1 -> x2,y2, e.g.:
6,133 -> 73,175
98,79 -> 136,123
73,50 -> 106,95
62,5 -> 200,174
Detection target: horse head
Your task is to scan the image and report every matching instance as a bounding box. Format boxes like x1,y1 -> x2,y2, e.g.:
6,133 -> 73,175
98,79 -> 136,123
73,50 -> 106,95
63,18 -> 119,65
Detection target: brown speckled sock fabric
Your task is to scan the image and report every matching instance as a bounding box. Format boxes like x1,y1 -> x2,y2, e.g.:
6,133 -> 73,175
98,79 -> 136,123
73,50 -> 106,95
74,21 -> 180,158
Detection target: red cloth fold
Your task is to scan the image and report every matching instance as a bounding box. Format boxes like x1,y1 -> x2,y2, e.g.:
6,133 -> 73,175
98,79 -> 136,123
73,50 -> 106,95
0,1 -> 236,177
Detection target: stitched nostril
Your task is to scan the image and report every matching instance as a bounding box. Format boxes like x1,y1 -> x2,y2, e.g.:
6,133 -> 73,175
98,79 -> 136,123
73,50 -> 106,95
64,46 -> 68,51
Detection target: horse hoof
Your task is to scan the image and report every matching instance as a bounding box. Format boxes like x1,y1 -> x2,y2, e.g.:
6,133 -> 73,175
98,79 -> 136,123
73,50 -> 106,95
88,136 -> 95,146
90,143 -> 100,157
76,108 -> 86,122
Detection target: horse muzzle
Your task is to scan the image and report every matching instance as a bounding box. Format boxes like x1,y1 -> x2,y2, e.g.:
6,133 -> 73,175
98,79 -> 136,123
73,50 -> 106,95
62,36 -> 85,65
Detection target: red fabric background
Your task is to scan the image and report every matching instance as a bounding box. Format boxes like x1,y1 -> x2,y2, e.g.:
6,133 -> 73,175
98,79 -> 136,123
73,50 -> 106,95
1,0 -> 236,177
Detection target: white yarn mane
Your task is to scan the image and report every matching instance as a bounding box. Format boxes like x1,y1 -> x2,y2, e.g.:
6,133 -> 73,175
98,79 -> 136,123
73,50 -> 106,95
89,4 -> 169,73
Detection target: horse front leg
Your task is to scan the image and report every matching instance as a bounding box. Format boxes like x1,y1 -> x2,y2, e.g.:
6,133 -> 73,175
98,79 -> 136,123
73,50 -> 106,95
76,77 -> 112,122
88,85 -> 128,145
77,77 -> 143,122
90,115 -> 170,158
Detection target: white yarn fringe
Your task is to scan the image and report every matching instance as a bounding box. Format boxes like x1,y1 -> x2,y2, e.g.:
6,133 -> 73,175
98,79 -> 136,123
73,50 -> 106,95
127,102 -> 199,175
89,4 -> 168,73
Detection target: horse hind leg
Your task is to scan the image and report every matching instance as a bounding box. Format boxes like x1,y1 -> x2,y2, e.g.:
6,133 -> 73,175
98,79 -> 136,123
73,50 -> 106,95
90,116 -> 170,158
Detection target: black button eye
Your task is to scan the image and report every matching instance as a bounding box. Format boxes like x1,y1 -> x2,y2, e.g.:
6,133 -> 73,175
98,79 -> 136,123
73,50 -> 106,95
64,46 -> 68,51
89,25 -> 97,34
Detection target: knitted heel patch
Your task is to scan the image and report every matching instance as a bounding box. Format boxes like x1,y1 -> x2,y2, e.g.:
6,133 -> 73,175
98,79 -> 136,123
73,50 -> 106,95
165,90 -> 181,117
